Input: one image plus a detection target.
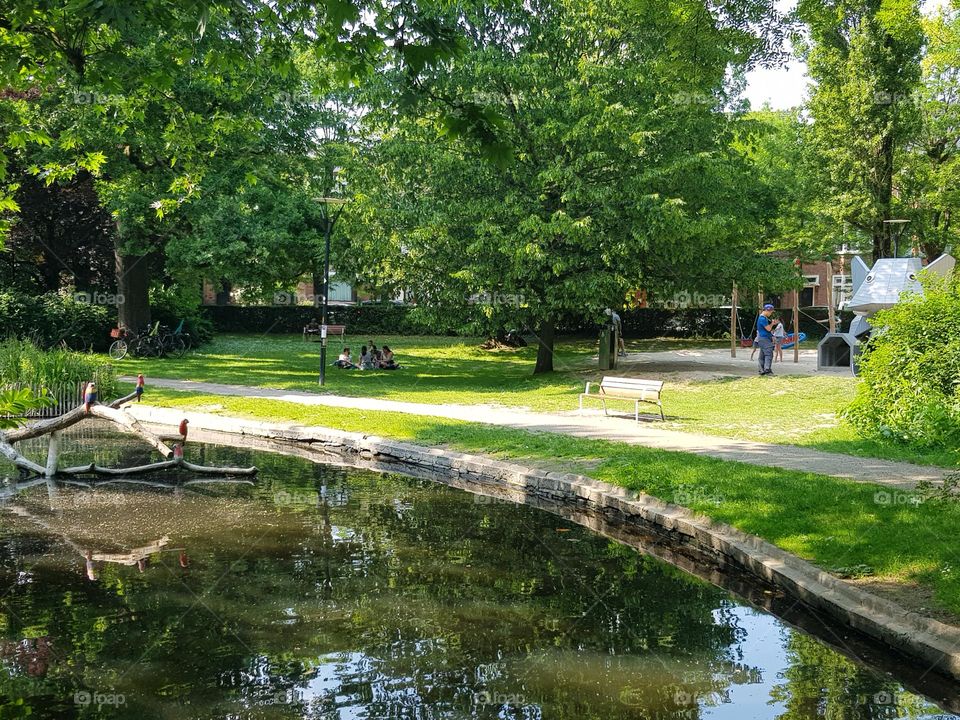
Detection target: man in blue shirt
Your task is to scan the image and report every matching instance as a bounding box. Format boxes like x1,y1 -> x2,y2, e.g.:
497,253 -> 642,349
756,303 -> 776,376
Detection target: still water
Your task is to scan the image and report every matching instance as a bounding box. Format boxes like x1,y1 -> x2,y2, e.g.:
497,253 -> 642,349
0,428 -> 956,719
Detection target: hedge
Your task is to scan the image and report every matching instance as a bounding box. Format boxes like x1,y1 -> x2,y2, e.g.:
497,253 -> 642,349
0,292 -> 114,351
200,303 -> 851,340
200,303 -> 438,336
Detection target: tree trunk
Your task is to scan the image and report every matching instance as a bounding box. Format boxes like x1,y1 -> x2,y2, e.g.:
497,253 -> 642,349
115,250 -> 151,330
533,321 -> 555,374
872,133 -> 896,261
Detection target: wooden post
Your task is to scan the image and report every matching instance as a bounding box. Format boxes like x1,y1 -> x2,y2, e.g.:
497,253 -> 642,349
730,282 -> 738,358
793,290 -> 801,363
826,264 -> 836,334
45,431 -> 60,478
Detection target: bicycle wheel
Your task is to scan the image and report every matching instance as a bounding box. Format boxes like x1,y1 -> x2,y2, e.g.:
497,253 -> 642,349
170,335 -> 188,358
131,336 -> 160,358
108,340 -> 128,360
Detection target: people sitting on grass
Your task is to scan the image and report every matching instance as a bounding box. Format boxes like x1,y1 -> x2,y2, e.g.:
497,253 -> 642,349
334,347 -> 357,369
359,345 -> 377,370
380,345 -> 401,370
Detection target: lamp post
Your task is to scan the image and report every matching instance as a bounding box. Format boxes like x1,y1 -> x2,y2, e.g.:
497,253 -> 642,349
316,197 -> 347,386
883,219 -> 910,258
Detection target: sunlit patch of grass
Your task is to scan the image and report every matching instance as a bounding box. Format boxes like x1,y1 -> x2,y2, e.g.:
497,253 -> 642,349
106,333 -> 956,468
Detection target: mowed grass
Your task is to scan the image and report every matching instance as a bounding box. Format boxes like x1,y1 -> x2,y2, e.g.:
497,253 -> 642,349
136,387 -> 960,618
110,333 -> 958,467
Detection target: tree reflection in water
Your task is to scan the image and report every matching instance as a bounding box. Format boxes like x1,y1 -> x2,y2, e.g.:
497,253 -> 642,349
0,433 -> 951,719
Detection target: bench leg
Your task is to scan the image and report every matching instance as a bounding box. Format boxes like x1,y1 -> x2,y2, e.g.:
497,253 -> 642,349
659,402 -> 664,421
601,399 -> 607,416
635,400 -> 639,423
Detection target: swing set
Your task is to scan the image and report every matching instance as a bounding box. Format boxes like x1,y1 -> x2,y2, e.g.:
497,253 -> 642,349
733,307 -> 807,350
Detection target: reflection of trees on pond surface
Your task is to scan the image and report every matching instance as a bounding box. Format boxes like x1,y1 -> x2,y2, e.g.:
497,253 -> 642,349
0,442 -> 944,719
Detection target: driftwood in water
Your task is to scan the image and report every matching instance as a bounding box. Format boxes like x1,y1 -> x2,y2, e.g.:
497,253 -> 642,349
0,397 -> 257,479
58,458 -> 256,477
88,405 -> 174,458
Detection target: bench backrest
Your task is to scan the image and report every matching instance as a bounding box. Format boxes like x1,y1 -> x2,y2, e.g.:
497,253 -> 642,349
599,376 -> 663,399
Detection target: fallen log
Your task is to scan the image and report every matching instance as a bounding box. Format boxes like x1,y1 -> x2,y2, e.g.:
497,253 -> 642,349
88,405 -> 174,458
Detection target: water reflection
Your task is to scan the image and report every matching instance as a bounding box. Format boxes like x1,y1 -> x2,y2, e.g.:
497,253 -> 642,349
0,429 -> 954,719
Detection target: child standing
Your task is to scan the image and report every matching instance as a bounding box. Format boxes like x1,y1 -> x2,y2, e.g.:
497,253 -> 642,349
773,317 -> 786,362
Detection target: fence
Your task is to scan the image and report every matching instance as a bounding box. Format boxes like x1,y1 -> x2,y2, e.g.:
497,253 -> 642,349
1,382 -> 85,420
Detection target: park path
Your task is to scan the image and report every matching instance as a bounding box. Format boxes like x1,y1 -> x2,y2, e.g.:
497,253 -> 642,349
124,376 -> 945,489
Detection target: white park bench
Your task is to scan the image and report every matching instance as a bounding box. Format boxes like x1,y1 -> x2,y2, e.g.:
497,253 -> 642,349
579,376 -> 665,422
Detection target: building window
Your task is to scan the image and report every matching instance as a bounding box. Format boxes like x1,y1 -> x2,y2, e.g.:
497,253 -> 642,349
833,274 -> 852,309
802,274 -> 820,287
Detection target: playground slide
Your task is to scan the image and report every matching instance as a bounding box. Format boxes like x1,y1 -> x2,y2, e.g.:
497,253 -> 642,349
781,332 -> 807,349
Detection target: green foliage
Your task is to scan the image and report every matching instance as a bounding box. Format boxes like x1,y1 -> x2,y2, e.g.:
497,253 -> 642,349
844,274 -> 960,449
0,387 -> 56,429
0,291 -> 112,350
794,0 -> 925,258
0,339 -> 117,400
149,286 -> 214,345
341,0 -> 795,359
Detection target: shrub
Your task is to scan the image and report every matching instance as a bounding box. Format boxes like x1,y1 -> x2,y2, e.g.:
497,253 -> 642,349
0,291 -> 114,350
843,274 -> 960,450
150,286 -> 214,345
0,339 -> 118,400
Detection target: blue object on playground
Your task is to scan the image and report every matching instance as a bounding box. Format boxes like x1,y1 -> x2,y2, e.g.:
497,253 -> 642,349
781,332 -> 807,349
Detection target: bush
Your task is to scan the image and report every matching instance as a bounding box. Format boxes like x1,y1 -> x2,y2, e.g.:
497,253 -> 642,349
843,275 -> 960,449
150,286 -> 214,345
0,339 -> 118,400
0,291 -> 114,350
201,303 -> 438,336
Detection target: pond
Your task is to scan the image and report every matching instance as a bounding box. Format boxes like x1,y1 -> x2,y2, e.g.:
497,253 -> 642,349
0,427 -> 957,719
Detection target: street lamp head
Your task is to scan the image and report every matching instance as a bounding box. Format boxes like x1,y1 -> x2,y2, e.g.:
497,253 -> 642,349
316,197 -> 348,208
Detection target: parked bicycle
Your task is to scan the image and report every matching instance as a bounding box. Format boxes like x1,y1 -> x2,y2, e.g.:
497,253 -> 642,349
108,321 -> 192,360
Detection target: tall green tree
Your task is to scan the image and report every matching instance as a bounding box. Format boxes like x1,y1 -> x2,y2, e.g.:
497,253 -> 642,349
895,4 -> 960,258
0,1 -> 467,327
343,0 -> 795,373
795,0 -> 925,261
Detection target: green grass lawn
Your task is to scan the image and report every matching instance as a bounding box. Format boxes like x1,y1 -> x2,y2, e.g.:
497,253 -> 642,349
111,333 -> 957,467
135,387 -> 960,620
110,335 -> 958,467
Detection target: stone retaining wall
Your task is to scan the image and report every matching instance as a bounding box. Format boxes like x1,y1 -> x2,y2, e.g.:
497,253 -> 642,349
127,404 -> 960,683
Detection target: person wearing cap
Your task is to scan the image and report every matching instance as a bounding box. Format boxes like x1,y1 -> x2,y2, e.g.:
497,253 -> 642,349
756,304 -> 776,376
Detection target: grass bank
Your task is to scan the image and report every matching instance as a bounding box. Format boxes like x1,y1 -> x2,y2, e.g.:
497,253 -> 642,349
137,386 -> 960,621
113,334 -> 956,468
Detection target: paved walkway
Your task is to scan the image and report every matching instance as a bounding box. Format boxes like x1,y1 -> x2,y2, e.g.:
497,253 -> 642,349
125,377 -> 944,489
618,347 -> 853,379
